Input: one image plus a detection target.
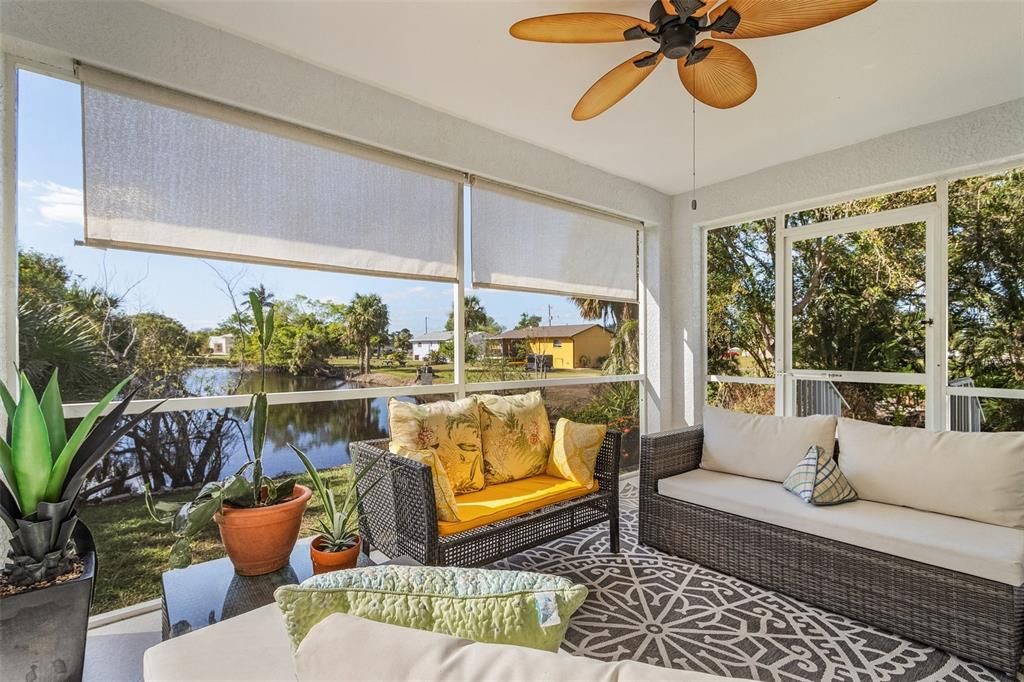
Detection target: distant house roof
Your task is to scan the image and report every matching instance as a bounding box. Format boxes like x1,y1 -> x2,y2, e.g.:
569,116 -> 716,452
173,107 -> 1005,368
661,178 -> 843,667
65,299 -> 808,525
412,331 -> 453,343
492,324 -> 609,340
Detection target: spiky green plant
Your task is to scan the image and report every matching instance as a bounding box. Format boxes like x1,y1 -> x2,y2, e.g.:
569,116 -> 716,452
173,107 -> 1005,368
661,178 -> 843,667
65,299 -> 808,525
144,293 -> 296,568
0,371 -> 159,587
289,445 -> 383,552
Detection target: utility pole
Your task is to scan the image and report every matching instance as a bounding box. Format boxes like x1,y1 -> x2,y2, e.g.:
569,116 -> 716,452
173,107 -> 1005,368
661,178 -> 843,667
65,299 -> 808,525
424,317 -> 428,333
547,305 -> 553,327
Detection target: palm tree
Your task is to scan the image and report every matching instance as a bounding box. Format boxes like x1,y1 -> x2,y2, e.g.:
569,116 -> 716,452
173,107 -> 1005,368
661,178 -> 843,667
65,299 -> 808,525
18,301 -> 112,400
343,293 -> 389,374
446,295 -> 494,332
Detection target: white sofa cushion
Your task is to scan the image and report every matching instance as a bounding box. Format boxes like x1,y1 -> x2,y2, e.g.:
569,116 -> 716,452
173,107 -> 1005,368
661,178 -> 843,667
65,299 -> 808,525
296,612 -> 747,682
144,603 -> 294,681
700,406 -> 837,483
837,418 -> 1024,528
658,469 -> 1024,585
143,603 -> 748,682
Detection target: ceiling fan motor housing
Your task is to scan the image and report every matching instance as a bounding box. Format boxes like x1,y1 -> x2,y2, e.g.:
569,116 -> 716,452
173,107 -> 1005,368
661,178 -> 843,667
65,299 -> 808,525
648,0 -> 699,60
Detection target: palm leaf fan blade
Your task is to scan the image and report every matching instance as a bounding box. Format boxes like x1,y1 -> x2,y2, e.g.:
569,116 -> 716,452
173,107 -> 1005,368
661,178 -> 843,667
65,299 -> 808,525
678,40 -> 757,109
573,52 -> 663,121
510,13 -> 654,44
709,0 -> 877,39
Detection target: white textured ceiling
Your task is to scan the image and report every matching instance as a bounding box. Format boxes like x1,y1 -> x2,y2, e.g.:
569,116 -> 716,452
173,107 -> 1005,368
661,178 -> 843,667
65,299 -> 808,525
146,0 -> 1024,195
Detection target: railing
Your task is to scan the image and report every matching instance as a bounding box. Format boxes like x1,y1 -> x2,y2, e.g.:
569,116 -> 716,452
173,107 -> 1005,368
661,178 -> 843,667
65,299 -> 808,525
948,377 -> 985,432
795,379 -> 849,418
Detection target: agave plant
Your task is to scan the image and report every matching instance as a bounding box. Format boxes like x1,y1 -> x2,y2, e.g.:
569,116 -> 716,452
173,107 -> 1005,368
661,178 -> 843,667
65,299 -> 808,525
289,445 -> 383,552
0,371 -> 158,587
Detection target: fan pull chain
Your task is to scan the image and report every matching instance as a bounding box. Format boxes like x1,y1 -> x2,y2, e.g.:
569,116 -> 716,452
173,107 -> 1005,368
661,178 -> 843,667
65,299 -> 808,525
691,94 -> 698,211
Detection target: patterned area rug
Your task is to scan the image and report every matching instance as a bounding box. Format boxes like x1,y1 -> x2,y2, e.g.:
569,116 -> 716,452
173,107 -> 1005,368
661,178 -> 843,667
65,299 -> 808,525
493,481 -> 1022,682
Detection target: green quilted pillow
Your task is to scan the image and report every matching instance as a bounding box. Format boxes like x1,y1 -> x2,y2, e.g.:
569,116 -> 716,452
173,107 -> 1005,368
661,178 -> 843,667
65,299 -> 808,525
783,445 -> 858,506
274,565 -> 587,651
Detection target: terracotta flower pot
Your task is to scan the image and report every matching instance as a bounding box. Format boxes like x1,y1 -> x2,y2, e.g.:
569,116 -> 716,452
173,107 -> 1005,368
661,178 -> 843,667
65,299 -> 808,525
310,536 -> 361,575
215,484 -> 312,576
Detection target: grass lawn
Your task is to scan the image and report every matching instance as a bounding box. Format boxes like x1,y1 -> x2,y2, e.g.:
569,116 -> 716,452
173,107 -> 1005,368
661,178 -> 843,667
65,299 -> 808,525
78,467 -> 352,615
330,356 -> 605,385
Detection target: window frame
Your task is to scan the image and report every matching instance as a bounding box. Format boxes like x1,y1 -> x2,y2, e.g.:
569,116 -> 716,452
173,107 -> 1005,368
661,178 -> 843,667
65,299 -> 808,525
700,161 -> 1024,431
6,63 -> 647,452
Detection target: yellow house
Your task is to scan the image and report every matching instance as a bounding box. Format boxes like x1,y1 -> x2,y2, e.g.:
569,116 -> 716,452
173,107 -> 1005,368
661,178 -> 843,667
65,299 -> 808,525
492,324 -> 613,370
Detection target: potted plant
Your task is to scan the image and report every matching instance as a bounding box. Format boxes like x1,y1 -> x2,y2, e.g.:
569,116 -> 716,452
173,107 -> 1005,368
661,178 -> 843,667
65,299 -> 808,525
146,293 -> 311,575
289,445 -> 382,574
0,371 -> 157,682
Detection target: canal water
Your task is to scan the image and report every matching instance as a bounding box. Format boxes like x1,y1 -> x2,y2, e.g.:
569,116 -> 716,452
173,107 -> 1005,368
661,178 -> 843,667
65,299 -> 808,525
86,368 -> 430,499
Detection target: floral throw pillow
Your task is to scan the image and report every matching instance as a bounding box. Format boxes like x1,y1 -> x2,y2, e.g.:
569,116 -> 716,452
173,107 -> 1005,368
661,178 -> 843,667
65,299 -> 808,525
388,397 -> 485,494
478,391 -> 553,485
388,445 -> 461,522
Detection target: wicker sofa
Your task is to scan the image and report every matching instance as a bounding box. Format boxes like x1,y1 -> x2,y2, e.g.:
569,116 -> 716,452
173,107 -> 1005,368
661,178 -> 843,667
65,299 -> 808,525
351,426 -> 621,567
639,420 -> 1024,674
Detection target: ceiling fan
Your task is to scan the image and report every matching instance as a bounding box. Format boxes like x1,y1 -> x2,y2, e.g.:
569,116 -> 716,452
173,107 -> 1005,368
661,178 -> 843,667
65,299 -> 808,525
510,0 -> 877,120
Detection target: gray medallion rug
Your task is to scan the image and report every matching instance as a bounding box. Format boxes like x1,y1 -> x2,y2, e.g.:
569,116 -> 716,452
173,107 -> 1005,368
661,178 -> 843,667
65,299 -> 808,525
493,481 -> 1022,682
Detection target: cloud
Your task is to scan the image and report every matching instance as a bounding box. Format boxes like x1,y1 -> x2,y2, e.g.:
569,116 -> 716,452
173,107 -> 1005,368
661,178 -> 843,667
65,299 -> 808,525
18,180 -> 84,225
380,285 -> 429,303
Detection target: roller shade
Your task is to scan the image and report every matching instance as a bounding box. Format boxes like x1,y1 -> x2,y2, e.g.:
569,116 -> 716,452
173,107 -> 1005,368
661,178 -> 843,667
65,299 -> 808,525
78,65 -> 461,282
470,179 -> 640,302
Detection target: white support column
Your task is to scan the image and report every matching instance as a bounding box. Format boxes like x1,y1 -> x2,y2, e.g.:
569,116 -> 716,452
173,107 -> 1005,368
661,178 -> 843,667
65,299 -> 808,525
637,227 -> 649,434
931,182 -> 950,431
0,56 -> 17,397
773,212 -> 786,416
453,183 -> 466,398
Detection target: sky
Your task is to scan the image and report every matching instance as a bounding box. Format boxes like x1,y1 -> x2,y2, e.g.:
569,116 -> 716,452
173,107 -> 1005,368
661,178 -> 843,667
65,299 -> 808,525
16,69 -> 589,335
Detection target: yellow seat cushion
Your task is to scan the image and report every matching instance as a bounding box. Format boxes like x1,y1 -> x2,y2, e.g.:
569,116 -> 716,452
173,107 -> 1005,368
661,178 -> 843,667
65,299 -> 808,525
437,475 -> 598,536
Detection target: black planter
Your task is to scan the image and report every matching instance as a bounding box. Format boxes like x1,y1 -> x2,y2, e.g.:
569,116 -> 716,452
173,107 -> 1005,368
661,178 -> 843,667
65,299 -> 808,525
0,523 -> 96,682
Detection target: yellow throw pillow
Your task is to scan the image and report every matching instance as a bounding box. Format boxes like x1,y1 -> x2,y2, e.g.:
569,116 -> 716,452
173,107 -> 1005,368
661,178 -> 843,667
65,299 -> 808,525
478,391 -> 553,485
388,397 -> 485,494
388,444 -> 461,523
546,418 -> 607,487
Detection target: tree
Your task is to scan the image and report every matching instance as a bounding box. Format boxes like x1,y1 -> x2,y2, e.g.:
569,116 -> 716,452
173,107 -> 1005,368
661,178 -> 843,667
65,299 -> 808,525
947,169 -> 1024,431
17,250 -> 116,398
446,295 -> 502,334
516,313 -> 542,329
392,328 -> 413,355
343,293 -> 389,374
705,186 -> 942,425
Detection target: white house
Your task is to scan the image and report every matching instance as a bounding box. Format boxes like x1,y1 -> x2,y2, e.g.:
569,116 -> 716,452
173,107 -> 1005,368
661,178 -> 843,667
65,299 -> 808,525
411,331 -> 450,361
411,331 -> 487,362
207,334 -> 235,357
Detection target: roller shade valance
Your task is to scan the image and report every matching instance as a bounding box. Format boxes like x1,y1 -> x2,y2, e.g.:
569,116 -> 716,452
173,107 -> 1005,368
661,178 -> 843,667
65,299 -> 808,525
78,65 -> 461,282
470,179 -> 641,302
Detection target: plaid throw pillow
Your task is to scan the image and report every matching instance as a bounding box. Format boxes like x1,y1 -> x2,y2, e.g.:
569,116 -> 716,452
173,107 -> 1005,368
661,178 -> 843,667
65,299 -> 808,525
783,445 -> 858,506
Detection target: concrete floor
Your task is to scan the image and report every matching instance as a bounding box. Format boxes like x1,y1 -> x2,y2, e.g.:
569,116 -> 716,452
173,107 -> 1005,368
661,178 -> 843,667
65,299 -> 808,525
84,610 -> 162,682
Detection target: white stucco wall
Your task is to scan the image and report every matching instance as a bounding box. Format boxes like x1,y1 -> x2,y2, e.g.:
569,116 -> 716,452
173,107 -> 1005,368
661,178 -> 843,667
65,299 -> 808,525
670,97 -> 1024,428
0,0 -> 676,427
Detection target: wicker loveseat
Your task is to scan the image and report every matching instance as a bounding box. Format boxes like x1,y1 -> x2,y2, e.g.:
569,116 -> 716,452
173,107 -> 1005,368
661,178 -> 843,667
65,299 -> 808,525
351,426 -> 621,567
639,422 -> 1024,674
